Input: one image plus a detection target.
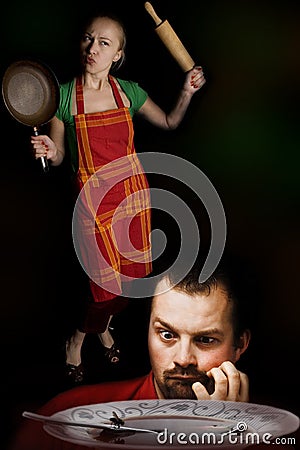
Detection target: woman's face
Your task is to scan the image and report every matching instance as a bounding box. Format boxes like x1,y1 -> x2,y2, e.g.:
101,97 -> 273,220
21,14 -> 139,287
80,17 -> 124,74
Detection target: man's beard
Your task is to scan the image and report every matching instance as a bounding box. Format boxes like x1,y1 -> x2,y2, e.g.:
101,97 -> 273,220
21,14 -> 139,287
157,365 -> 214,399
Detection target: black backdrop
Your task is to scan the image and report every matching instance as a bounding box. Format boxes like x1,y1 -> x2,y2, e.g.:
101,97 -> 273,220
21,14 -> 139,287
1,1 -> 299,448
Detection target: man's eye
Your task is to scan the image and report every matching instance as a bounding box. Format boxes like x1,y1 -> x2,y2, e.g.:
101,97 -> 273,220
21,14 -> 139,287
160,330 -> 174,341
196,336 -> 215,345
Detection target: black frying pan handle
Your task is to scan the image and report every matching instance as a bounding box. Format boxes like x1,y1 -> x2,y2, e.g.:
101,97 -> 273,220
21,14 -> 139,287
33,127 -> 49,173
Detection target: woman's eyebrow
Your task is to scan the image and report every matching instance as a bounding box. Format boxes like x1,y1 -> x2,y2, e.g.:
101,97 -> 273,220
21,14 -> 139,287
98,36 -> 113,42
84,31 -> 113,41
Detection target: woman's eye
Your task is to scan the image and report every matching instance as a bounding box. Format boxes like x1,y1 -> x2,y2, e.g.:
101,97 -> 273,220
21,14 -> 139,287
160,330 -> 174,341
100,40 -> 109,46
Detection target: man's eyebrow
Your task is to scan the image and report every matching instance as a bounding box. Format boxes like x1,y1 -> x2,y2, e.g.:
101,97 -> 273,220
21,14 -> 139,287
153,317 -> 224,337
153,317 -> 174,330
193,328 -> 225,338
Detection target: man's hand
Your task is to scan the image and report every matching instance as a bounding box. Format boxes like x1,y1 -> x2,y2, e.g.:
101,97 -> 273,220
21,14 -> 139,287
192,361 -> 249,402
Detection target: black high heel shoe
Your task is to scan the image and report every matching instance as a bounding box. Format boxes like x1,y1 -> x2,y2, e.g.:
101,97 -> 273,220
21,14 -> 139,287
104,343 -> 120,364
65,339 -> 84,384
65,362 -> 84,384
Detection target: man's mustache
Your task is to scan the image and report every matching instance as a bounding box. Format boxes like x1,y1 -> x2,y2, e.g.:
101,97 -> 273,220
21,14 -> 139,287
163,365 -> 215,393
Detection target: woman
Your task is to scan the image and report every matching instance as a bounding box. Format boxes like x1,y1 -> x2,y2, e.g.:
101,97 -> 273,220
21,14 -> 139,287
31,11 -> 206,383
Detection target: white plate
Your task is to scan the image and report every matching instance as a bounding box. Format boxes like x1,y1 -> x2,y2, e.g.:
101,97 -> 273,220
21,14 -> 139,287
43,399 -> 299,449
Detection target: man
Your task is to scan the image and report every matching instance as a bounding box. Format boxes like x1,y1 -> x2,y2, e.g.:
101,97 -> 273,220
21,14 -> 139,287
148,264 -> 250,402
8,258 -> 257,450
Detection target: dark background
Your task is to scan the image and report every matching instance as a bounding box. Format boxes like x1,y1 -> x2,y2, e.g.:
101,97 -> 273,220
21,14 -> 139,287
1,0 -> 299,448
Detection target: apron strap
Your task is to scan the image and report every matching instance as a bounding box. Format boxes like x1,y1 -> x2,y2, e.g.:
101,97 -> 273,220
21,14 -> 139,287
109,75 -> 125,109
75,77 -> 85,115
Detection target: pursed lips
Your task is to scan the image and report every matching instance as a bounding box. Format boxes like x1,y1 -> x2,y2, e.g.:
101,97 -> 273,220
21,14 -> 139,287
86,56 -> 96,64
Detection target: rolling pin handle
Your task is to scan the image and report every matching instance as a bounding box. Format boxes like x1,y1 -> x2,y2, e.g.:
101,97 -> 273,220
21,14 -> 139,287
144,2 -> 162,26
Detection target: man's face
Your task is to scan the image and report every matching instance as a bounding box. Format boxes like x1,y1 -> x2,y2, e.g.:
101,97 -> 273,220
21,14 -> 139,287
148,279 -> 243,399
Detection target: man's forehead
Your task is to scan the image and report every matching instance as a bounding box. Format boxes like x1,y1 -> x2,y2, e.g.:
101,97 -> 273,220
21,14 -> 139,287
153,277 -> 173,297
152,277 -> 199,310
152,276 -> 229,310
151,279 -> 232,335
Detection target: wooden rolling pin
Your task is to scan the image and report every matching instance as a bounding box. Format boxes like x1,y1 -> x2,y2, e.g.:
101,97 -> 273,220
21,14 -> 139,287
144,2 -> 195,72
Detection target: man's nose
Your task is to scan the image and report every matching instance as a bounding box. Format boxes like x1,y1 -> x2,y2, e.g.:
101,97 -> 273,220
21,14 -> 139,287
173,339 -> 197,367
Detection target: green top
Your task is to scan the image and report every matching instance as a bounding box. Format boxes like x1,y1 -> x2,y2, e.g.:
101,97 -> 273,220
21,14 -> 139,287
55,78 -> 148,173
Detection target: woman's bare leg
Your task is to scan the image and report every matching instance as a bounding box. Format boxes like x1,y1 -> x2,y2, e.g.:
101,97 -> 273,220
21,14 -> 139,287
66,329 -> 86,366
97,315 -> 120,363
97,315 -> 114,348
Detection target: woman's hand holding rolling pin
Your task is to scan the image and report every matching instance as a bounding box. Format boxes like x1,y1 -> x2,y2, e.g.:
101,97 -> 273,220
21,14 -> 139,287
183,66 -> 206,94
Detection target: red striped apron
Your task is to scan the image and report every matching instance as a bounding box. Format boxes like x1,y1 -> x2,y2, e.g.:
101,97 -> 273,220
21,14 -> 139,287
74,75 -> 152,304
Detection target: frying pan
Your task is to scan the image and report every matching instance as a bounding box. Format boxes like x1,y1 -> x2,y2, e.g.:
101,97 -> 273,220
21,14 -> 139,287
145,2 -> 195,72
2,59 -> 60,172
